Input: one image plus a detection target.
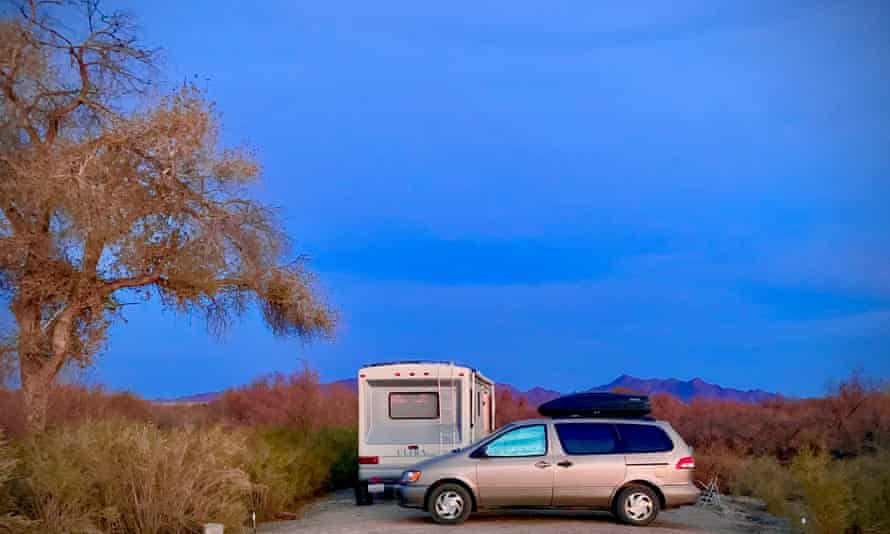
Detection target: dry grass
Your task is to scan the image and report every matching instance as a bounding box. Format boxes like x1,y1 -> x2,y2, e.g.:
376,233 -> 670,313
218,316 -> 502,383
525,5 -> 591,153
14,420 -> 252,534
246,427 -> 357,521
0,432 -> 32,534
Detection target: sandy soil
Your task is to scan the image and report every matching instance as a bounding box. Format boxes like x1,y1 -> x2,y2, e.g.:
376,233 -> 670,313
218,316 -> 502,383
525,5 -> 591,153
259,491 -> 790,534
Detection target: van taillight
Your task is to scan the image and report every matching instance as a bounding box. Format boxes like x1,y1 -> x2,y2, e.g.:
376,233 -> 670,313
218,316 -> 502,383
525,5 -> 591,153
676,456 -> 695,470
358,456 -> 379,465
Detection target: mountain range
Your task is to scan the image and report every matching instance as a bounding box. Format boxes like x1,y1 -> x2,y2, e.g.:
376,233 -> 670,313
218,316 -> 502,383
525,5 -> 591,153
159,374 -> 779,405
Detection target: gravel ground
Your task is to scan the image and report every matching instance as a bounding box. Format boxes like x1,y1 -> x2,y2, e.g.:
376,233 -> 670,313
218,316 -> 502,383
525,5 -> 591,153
259,491 -> 790,534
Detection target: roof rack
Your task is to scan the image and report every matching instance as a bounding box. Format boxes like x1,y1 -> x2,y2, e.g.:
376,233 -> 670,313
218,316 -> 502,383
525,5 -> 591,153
538,392 -> 652,418
551,414 -> 656,421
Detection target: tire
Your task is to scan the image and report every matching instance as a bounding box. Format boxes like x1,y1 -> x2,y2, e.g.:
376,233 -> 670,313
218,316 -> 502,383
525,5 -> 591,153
355,481 -> 373,506
427,483 -> 472,525
614,484 -> 660,526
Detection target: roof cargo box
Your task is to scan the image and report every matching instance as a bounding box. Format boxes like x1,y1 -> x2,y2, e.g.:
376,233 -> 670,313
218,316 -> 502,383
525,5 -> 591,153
538,392 -> 651,418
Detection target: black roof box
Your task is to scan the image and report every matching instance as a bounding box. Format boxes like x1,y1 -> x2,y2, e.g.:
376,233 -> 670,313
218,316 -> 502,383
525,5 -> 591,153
538,392 -> 651,418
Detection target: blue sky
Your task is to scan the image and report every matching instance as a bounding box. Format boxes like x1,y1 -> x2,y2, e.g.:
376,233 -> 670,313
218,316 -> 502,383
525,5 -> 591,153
89,0 -> 889,398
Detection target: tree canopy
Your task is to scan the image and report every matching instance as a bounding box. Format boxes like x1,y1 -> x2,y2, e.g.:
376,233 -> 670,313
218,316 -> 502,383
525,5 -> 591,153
0,0 -> 334,431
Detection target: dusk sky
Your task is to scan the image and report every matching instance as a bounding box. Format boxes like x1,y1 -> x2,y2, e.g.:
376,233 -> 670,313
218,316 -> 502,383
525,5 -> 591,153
90,0 -> 889,399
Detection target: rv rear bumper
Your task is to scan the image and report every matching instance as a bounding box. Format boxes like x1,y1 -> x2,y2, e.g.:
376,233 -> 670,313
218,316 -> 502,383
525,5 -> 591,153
395,483 -> 428,509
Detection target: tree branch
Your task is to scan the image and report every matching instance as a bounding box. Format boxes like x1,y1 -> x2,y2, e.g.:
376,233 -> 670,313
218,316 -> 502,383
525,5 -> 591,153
101,272 -> 161,294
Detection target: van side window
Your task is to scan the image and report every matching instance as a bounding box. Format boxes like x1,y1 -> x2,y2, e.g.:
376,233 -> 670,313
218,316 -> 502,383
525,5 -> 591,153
555,423 -> 619,455
389,392 -> 439,419
484,425 -> 547,457
615,424 -> 674,453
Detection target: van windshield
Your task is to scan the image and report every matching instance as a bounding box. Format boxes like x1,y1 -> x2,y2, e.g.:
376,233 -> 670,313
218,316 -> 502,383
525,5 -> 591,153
453,423 -> 516,452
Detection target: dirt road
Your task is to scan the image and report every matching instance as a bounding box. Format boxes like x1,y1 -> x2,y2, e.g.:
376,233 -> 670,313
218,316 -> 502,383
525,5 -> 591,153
259,491 -> 788,534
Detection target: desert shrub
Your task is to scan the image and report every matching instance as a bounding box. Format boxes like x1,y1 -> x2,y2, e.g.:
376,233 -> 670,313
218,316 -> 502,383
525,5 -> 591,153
693,445 -> 747,492
733,455 -> 796,517
0,390 -> 23,437
217,369 -> 357,429
245,426 -> 357,520
494,388 -> 537,424
791,448 -> 853,533
0,432 -> 32,534
14,419 -> 251,534
838,450 -> 890,534
47,386 -> 153,428
0,386 -> 155,438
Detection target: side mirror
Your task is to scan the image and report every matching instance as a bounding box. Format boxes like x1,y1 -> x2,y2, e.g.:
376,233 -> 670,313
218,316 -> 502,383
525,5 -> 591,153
469,447 -> 489,459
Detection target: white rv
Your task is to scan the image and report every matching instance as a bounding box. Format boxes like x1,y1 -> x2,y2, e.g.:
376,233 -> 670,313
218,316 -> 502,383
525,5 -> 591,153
356,361 -> 495,503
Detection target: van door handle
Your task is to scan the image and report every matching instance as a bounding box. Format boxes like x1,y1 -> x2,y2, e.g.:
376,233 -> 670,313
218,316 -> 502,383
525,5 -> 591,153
534,461 -> 551,468
557,460 -> 573,468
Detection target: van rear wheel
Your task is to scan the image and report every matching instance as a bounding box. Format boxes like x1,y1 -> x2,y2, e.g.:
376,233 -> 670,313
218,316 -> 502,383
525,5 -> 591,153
614,484 -> 659,526
428,483 -> 472,525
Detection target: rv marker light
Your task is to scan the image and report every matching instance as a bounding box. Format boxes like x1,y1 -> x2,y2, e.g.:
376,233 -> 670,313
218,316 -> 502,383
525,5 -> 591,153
358,456 -> 379,465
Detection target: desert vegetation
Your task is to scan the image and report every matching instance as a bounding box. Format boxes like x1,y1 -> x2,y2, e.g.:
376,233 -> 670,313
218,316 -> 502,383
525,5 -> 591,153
2,371 -> 888,532
0,369 -> 358,532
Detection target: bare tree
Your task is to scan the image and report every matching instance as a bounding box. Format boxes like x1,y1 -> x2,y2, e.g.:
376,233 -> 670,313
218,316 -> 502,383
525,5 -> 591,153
0,1 -> 334,432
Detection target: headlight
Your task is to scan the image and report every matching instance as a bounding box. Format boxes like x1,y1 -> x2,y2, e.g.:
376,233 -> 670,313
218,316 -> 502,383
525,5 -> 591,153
401,470 -> 422,483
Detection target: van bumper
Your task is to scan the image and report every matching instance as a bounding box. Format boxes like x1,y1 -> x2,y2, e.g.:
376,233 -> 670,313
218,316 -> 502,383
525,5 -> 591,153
396,483 -> 428,509
662,483 -> 701,508
359,466 -> 405,483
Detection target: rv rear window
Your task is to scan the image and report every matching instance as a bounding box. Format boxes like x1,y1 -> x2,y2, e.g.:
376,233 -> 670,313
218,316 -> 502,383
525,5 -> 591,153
389,392 -> 439,419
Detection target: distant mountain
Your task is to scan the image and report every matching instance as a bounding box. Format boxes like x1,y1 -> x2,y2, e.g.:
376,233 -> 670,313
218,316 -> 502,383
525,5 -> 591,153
589,374 -> 779,403
155,391 -> 222,404
500,385 -> 562,405
156,374 -> 778,405
329,377 -> 358,392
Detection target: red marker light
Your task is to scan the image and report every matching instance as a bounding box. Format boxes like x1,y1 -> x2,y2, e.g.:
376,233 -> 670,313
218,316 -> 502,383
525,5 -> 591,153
359,456 -> 379,465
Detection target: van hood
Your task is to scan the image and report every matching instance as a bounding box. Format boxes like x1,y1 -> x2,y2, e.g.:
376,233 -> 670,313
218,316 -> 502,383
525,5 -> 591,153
408,449 -> 464,471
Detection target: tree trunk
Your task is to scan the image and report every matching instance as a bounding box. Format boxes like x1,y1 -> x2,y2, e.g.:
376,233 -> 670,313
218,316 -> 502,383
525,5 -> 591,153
16,308 -> 73,434
20,368 -> 50,434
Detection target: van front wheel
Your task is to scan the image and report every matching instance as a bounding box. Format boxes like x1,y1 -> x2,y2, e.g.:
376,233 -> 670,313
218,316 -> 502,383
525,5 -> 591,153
428,483 -> 472,525
614,484 -> 659,526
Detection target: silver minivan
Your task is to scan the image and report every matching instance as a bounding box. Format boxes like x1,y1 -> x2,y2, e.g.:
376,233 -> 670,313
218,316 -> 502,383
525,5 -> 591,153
396,417 -> 699,526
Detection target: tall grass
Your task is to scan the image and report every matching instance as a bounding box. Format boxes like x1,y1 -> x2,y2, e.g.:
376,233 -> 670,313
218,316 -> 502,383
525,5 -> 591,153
14,420 -> 252,534
0,432 -> 31,534
246,427 -> 357,520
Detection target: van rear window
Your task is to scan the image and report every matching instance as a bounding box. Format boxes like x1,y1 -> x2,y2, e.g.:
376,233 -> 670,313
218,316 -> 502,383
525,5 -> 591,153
615,423 -> 674,453
555,423 -> 620,455
389,392 -> 439,419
